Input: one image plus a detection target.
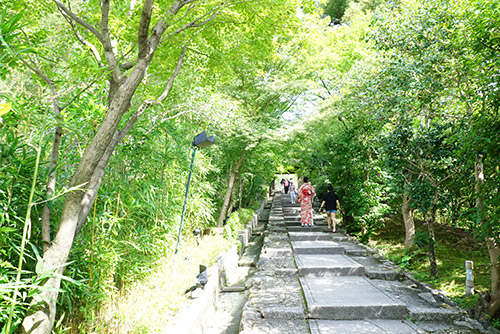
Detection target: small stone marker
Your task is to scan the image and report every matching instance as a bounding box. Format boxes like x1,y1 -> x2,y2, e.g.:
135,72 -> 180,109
465,260 -> 474,296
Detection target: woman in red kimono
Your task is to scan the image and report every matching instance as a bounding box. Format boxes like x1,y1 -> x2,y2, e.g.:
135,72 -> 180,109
297,177 -> 316,227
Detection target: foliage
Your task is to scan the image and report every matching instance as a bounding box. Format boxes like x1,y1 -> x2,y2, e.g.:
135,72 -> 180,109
323,0 -> 353,23
0,0 -> 320,329
279,0 -> 500,319
224,208 -> 255,237
369,217 -> 490,306
2,0 -> 500,329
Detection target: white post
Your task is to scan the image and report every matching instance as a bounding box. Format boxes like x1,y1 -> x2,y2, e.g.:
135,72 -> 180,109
465,260 -> 474,296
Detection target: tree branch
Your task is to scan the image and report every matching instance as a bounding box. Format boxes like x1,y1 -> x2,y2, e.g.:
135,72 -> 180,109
280,93 -> 302,114
165,3 -> 223,39
320,77 -> 332,96
167,0 -> 198,17
53,0 -> 102,40
116,45 -> 188,142
60,7 -> 103,65
170,3 -> 199,25
61,74 -> 104,111
480,40 -> 500,53
100,0 -> 123,83
138,0 -> 155,59
186,47 -> 209,57
120,61 -> 136,70
154,46 -> 187,103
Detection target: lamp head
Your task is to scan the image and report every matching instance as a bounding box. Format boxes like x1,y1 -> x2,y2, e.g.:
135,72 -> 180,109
192,131 -> 215,149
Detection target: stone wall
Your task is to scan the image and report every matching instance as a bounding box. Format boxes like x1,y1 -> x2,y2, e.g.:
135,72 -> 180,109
163,194 -> 269,333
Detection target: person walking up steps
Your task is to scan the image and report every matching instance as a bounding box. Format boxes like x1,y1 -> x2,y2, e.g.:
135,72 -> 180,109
289,180 -> 297,204
297,177 -> 315,227
319,185 -> 342,233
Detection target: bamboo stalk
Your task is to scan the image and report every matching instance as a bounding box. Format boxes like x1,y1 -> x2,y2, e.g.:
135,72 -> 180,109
6,136 -> 44,333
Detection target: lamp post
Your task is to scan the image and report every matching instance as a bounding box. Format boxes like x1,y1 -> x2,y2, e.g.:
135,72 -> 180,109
174,131 -> 215,255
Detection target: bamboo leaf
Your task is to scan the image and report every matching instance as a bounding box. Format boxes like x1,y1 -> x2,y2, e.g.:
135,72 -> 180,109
0,102 -> 11,117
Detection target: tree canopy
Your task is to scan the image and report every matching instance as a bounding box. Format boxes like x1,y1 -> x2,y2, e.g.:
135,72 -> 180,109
1,0 -> 500,332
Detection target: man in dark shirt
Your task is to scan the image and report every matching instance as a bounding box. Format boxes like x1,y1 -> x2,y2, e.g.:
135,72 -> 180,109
319,185 -> 342,233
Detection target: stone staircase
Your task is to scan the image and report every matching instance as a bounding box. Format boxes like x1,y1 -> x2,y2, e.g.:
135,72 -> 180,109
239,193 -> 491,334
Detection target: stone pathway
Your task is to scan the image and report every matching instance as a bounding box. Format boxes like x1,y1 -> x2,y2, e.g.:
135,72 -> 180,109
239,193 -> 492,334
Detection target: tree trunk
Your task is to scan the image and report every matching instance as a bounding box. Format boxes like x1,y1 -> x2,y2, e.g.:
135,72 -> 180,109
20,0 -> 223,331
427,217 -> 438,278
217,149 -> 246,227
488,239 -> 500,317
21,190 -> 83,333
238,174 -> 243,209
228,183 -> 235,214
475,158 -> 500,317
21,54 -> 153,334
41,125 -> 63,254
475,157 -> 484,221
402,192 -> 415,249
401,173 -> 415,249
427,190 -> 439,278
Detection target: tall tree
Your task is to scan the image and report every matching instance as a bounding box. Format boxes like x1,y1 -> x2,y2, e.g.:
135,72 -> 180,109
10,0 -> 308,332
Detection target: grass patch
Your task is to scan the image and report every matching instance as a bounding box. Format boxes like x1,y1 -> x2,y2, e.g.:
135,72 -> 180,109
91,234 -> 235,333
69,208 -> 257,333
367,216 -> 490,310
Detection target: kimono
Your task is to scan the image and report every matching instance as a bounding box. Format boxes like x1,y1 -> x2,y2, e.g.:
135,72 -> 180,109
298,183 -> 315,226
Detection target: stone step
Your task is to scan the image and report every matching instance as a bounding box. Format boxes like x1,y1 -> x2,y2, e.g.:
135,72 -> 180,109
287,226 -> 323,232
291,240 -> 345,255
408,306 -> 461,323
284,222 -> 328,229
295,254 -> 365,277
300,276 -> 408,320
338,243 -> 372,256
268,226 -> 287,233
350,256 -> 401,280
261,247 -> 293,256
365,268 -> 400,280
284,215 -> 324,221
330,234 -> 350,242
288,232 -> 332,241
309,319 -> 424,334
240,319 -> 309,334
240,198 -> 484,334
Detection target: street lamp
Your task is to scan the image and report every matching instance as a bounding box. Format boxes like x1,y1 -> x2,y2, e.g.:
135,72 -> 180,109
174,131 -> 215,254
